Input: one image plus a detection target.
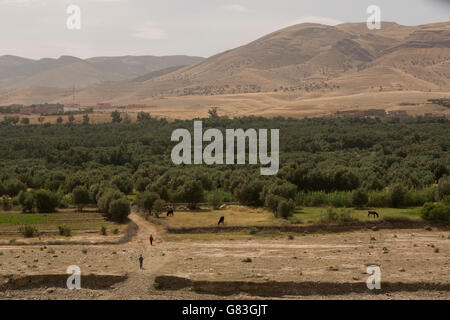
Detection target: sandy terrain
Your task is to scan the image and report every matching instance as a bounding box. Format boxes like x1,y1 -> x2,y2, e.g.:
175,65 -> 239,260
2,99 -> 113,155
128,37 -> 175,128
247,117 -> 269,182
0,213 -> 448,300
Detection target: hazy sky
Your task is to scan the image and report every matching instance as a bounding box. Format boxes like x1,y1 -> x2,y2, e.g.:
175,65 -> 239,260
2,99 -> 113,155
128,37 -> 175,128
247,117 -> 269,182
0,0 -> 448,59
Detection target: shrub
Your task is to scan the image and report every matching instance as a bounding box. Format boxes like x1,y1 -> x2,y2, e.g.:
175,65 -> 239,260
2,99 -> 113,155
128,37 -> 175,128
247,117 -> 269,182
97,188 -> 125,218
34,190 -> 59,213
58,225 -> 72,237
277,199 -> 295,219
18,191 -> 35,213
265,194 -> 284,213
3,178 -> 26,197
72,185 -> 91,212
152,199 -> 166,218
208,190 -> 223,209
177,179 -> 204,209
108,198 -> 130,223
100,225 -> 107,236
322,208 -> 354,223
351,188 -> 368,208
368,189 -> 390,207
1,196 -> 12,211
389,184 -> 406,208
19,225 -> 38,238
420,203 -> 450,221
136,191 -> 160,215
404,187 -> 435,207
437,176 -> 450,200
249,227 -> 257,235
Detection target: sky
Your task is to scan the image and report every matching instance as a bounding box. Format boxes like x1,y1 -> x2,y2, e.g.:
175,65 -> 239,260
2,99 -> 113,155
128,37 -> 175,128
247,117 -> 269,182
0,0 -> 448,59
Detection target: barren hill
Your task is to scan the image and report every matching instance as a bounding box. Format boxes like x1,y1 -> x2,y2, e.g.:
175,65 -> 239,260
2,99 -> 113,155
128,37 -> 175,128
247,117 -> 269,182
0,21 -> 449,118
0,55 -> 204,91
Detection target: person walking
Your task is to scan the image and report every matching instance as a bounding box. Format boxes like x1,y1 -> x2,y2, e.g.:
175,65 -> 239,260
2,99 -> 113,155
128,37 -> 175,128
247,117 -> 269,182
139,254 -> 144,270
149,234 -> 154,246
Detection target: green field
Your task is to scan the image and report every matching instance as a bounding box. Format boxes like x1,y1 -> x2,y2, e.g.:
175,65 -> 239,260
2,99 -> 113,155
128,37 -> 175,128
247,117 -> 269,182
0,208 -> 124,235
288,207 -> 422,224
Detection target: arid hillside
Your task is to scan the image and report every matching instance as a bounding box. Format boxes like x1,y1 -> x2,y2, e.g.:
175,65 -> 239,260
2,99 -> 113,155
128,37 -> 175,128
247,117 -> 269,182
0,55 -> 204,91
0,21 -> 449,118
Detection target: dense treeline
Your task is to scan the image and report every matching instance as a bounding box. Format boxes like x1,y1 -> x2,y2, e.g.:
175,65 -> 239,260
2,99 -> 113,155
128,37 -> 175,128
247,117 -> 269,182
0,115 -> 449,220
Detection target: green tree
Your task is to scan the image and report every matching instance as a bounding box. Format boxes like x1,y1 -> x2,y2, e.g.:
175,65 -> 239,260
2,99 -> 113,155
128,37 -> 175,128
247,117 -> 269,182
152,199 -> 166,218
137,111 -> 151,122
68,114 -> 75,123
351,188 -> 368,208
56,116 -> 63,124
177,180 -> 204,209
3,178 -> 26,197
437,176 -> 450,200
137,191 -> 160,215
72,185 -> 91,212
18,191 -> 35,213
109,198 -> 130,223
34,190 -> 59,213
389,184 -> 406,208
82,114 -> 90,125
20,117 -> 30,125
111,111 -> 122,123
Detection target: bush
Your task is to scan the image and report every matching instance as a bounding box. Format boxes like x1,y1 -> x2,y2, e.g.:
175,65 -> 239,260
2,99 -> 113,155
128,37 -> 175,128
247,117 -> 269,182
437,176 -> 450,200
322,208 -> 355,222
277,199 -> 295,219
152,199 -> 166,217
97,188 -> 125,218
100,225 -> 107,235
389,184 -> 406,208
136,191 -> 160,215
249,227 -> 257,235
3,178 -> 26,197
420,203 -> 450,221
18,191 -> 35,213
177,179 -> 204,209
112,175 -> 133,194
1,196 -> 12,211
351,188 -> 368,208
58,225 -> 72,237
208,190 -> 223,209
34,190 -> 59,213
368,190 -> 390,207
19,225 -> 38,238
404,187 -> 435,207
72,185 -> 91,212
108,198 -> 130,223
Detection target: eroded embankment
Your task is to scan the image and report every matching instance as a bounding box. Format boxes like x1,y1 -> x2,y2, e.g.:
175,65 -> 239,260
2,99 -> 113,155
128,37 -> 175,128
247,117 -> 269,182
154,275 -> 450,297
0,273 -> 128,290
167,220 -> 450,234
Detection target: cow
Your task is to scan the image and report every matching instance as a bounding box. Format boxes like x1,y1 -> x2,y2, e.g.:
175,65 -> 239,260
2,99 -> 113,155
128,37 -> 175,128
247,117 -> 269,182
218,216 -> 225,225
368,210 -> 379,218
167,208 -> 174,217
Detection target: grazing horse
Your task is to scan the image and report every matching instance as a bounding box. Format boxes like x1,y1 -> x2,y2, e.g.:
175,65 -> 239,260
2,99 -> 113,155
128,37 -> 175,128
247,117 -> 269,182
167,208 -> 174,217
218,216 -> 225,225
368,210 -> 379,218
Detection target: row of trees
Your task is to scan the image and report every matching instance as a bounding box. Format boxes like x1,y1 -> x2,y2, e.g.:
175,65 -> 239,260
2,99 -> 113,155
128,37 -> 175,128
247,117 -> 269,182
0,115 -> 449,219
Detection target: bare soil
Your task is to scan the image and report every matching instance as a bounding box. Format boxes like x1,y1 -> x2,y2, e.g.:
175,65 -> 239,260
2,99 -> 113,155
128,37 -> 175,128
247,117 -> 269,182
0,213 -> 448,300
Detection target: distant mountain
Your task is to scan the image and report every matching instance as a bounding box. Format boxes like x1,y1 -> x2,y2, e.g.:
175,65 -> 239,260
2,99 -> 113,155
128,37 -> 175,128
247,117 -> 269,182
0,55 -> 204,90
0,21 -> 449,108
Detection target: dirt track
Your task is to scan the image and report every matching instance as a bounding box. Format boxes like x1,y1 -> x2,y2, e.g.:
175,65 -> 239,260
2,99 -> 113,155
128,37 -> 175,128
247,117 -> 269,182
0,213 -> 449,300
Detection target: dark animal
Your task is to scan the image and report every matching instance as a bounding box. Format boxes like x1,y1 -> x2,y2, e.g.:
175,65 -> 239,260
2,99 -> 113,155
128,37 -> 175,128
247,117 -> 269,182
167,209 -> 174,217
218,216 -> 225,225
368,210 -> 379,218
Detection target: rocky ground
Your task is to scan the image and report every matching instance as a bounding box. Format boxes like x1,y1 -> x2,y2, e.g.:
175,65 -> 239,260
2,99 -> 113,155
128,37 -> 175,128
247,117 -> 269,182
0,213 -> 449,300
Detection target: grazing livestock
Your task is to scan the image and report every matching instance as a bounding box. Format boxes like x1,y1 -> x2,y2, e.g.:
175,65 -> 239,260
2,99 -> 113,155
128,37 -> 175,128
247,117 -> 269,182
368,210 -> 379,218
218,216 -> 225,225
167,208 -> 174,217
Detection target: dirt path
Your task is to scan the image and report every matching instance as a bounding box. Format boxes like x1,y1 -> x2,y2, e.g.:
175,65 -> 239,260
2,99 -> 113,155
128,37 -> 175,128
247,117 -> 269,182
100,213 -> 171,299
